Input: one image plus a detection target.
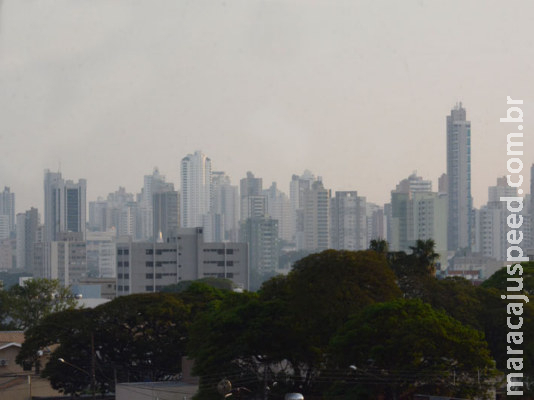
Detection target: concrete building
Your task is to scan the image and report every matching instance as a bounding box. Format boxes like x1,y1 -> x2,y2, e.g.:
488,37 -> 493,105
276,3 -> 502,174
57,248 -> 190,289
290,170 -> 318,244
264,182 -> 293,242
366,203 -> 386,246
15,207 -> 39,271
446,103 -> 472,251
473,177 -> 519,262
153,184 -> 179,242
301,180 -> 330,252
411,191 -> 448,266
0,239 -> 13,271
330,191 -> 367,251
240,171 -> 264,221
389,173 -> 447,265
208,171 -> 239,242
240,216 -> 279,276
116,228 -> 248,295
181,151 -> 212,229
0,215 -> 9,241
34,232 -> 87,286
0,187 -> 15,236
86,229 -> 117,278
44,170 -> 87,242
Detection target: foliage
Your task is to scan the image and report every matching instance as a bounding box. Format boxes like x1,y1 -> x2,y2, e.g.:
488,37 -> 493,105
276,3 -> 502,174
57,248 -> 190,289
481,261 -> 534,295
19,292 -> 193,396
1,278 -> 79,330
189,250 -> 402,399
328,299 -> 498,399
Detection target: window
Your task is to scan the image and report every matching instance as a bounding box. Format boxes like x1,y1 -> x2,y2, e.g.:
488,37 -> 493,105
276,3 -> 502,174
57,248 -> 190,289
124,250 -> 129,255
118,249 -> 123,255
146,249 -> 153,255
226,249 -> 234,255
146,261 -> 153,267
124,261 -> 129,267
146,286 -> 153,291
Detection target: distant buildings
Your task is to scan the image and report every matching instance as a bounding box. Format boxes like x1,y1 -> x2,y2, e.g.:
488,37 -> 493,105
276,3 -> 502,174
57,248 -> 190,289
331,191 -> 367,251
44,170 -> 86,242
181,151 -> 211,229
15,207 -> 39,271
302,180 -> 330,252
0,187 -> 15,237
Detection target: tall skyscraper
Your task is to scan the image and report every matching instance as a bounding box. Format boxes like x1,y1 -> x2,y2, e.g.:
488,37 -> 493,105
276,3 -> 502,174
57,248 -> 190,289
0,187 -> 15,236
181,151 -> 212,228
447,103 -> 472,251
331,191 -> 367,251
240,171 -> 264,221
15,207 -> 39,271
209,171 -> 239,242
44,170 -> 86,242
153,183 -> 179,242
301,180 -> 331,251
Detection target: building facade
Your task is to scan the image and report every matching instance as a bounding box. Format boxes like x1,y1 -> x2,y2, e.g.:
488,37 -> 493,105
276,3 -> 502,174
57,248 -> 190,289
116,227 -> 248,295
446,103 -> 472,251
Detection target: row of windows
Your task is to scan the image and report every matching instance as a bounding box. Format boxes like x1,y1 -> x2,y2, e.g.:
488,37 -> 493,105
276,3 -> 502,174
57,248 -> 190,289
118,274 -> 130,279
203,261 -> 235,266
117,261 -> 130,267
117,249 -> 130,255
202,248 -> 235,255
146,249 -> 178,255
146,261 -> 178,267
145,273 -> 178,279
118,285 -> 130,291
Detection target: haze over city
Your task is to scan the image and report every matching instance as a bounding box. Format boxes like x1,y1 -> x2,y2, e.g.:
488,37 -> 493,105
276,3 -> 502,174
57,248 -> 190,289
1,0 -> 533,212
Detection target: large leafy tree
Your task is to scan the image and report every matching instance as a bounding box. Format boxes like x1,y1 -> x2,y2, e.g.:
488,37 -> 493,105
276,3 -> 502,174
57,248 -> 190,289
328,299 -> 498,400
189,250 -> 402,399
18,292 -> 192,396
188,292 -> 296,400
2,278 -> 78,330
481,261 -> 534,295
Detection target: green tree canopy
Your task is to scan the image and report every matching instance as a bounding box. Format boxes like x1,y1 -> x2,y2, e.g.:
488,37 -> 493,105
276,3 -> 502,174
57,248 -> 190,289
328,299 -> 498,400
19,292 -> 192,396
1,278 -> 79,330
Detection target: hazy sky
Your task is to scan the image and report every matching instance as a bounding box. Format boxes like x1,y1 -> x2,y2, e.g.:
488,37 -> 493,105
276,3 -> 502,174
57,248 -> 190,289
1,0 -> 533,213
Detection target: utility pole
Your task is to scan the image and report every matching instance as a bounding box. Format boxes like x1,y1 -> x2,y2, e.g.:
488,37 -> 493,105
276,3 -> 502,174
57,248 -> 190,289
91,333 -> 96,400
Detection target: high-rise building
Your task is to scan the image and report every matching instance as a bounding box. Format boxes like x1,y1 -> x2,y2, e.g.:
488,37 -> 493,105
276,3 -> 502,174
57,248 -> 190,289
330,191 -> 367,251
0,187 -> 15,236
240,216 -> 279,278
44,170 -> 86,242
389,173 -> 447,264
474,177 -> 519,261
290,171 -> 319,246
264,182 -> 292,242
208,171 -> 239,242
447,103 -> 472,251
301,180 -> 331,251
15,207 -> 39,271
181,151 -> 211,228
153,183 -> 179,242
240,172 -> 264,221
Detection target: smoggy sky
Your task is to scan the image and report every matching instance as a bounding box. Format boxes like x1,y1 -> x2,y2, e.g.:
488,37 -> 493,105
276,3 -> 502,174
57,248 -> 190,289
1,0 -> 533,214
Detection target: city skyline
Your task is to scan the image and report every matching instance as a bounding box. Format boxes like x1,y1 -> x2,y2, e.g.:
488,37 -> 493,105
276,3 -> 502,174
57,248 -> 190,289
1,1 -> 533,212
